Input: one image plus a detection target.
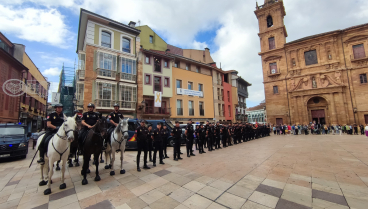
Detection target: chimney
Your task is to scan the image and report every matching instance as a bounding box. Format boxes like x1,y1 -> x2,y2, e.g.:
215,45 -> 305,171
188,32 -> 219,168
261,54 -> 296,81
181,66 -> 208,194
205,47 -> 210,51
128,21 -> 136,28
165,49 -> 170,53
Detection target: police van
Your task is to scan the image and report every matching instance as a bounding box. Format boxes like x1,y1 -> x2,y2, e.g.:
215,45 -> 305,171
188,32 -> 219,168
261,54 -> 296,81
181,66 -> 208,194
0,123 -> 29,159
125,119 -> 186,149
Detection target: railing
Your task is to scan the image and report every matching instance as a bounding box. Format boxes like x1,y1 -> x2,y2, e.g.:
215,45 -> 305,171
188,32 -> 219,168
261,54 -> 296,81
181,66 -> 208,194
154,85 -> 161,92
78,70 -> 85,80
95,99 -> 113,108
177,108 -> 183,116
144,107 -> 171,115
97,69 -> 117,78
189,109 -> 194,116
200,109 -> 204,116
120,73 -> 136,81
118,101 -> 136,109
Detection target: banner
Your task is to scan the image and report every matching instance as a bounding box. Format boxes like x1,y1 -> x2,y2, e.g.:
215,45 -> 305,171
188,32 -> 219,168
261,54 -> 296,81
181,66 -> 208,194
177,88 -> 203,97
52,92 -> 60,103
154,91 -> 162,107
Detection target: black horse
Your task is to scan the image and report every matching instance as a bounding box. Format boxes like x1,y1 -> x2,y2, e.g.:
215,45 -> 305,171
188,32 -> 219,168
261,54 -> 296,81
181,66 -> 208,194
81,117 -> 107,185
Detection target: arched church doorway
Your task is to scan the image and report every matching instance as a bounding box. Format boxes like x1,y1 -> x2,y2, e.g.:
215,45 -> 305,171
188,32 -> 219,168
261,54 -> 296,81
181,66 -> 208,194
307,97 -> 328,124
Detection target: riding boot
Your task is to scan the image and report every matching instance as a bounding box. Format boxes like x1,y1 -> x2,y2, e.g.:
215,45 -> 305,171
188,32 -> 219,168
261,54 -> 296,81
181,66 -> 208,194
37,148 -> 45,164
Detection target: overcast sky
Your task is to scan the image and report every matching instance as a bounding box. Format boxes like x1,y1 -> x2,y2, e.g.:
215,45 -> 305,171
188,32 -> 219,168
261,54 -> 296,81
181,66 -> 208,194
1,0 -> 367,107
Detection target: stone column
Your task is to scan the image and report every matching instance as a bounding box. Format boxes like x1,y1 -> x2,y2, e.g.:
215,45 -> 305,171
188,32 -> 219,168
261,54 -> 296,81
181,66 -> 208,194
330,93 -> 337,124
293,96 -> 299,124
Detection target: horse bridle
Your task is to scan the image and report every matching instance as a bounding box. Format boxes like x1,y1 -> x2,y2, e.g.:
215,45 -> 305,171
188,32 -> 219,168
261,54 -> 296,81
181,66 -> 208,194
57,121 -> 76,140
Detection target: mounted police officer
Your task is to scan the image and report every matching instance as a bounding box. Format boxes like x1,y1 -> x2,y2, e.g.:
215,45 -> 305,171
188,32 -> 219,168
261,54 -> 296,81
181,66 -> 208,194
104,103 -> 124,150
171,121 -> 182,161
134,120 -> 150,171
37,103 -> 65,164
185,119 -> 195,157
78,103 -> 100,155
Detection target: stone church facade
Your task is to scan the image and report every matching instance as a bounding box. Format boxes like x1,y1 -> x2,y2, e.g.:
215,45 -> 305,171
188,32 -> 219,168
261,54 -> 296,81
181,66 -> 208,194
255,0 -> 368,126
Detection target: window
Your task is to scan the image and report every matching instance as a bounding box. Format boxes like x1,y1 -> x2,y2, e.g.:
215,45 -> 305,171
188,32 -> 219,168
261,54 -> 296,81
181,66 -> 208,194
218,104 -> 221,116
269,62 -> 277,74
145,74 -> 151,85
174,61 -> 179,68
196,66 -> 200,73
353,44 -> 366,59
121,57 -> 136,81
304,50 -> 318,65
97,82 -> 115,107
221,89 -> 224,100
189,101 -> 194,116
122,38 -> 130,53
154,56 -> 161,72
228,105 -> 231,117
227,91 -> 230,102
101,31 -> 111,48
154,76 -> 161,92
164,77 -> 170,87
188,82 -> 193,90
198,84 -> 203,97
268,37 -> 275,50
217,88 -> 220,100
119,85 -> 137,109
164,60 -> 169,68
145,55 -> 150,64
186,64 -> 190,71
176,80 -> 182,88
199,102 -> 204,116
177,100 -> 183,115
149,35 -> 153,43
360,74 -> 367,84
0,40 -> 10,53
273,86 -> 279,94
267,15 -> 273,28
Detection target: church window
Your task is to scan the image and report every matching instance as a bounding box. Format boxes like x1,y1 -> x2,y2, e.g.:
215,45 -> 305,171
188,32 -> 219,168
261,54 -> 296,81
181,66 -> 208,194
360,74 -> 367,84
304,50 -> 318,65
268,37 -> 275,50
353,44 -> 365,59
269,62 -> 277,74
267,15 -> 273,28
273,86 -> 278,94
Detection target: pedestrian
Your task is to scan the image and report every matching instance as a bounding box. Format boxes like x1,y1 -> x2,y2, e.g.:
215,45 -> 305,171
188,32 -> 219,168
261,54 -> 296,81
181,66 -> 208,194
273,125 -> 276,135
214,122 -> 222,149
295,124 -> 298,135
152,123 -> 164,167
185,119 -> 195,157
171,121 -> 183,161
365,124 -> 368,137
360,124 -> 365,135
135,120 -> 150,172
32,129 -> 40,150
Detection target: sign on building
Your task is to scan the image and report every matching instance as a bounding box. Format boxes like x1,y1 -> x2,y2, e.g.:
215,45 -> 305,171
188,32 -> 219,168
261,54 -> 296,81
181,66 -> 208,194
177,88 -> 203,97
154,91 -> 162,107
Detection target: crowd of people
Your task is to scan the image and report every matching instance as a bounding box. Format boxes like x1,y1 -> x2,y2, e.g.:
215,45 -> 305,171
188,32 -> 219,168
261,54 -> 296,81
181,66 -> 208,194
271,123 -> 368,136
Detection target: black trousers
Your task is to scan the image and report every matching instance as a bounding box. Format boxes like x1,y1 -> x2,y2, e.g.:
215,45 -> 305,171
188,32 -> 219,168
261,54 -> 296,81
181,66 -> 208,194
148,139 -> 153,160
38,130 -> 56,158
137,142 -> 148,168
203,137 -> 207,148
174,137 -> 181,159
207,136 -> 213,151
163,137 -> 168,156
186,138 -> 193,155
228,135 -> 232,146
215,136 -> 221,148
153,140 -> 163,163
222,135 -> 227,147
198,137 -> 204,153
195,138 -> 199,149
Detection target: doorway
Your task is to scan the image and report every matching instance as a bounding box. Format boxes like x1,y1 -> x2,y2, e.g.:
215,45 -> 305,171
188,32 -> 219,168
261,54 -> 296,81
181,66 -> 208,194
276,118 -> 283,125
311,109 -> 325,124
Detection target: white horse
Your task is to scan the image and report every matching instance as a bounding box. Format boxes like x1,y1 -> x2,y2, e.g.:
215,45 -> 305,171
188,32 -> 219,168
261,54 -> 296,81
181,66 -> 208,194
104,118 -> 129,175
35,114 -> 78,195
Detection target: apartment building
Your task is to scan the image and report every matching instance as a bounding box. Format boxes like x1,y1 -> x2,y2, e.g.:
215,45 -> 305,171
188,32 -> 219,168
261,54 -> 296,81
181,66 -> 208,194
170,53 -> 214,123
76,9 -> 141,117
229,71 -> 251,122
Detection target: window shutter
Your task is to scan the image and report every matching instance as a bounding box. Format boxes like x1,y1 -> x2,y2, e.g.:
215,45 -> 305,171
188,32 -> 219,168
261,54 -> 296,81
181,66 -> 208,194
113,55 -> 117,71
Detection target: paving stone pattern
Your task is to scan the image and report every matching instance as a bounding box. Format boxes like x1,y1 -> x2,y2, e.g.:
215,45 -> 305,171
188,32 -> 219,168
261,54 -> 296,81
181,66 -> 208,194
0,134 -> 368,208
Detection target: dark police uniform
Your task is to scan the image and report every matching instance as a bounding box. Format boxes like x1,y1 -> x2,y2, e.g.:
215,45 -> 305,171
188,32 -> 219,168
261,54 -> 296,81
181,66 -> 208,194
79,111 -> 100,151
185,123 -> 194,157
214,124 -> 221,149
204,123 -> 210,148
172,125 -> 182,160
147,127 -> 153,161
221,125 -> 228,147
197,126 -> 206,153
162,127 -> 169,158
207,124 -> 214,151
106,111 -> 124,145
136,125 -> 149,170
152,127 -> 164,165
38,111 -> 65,163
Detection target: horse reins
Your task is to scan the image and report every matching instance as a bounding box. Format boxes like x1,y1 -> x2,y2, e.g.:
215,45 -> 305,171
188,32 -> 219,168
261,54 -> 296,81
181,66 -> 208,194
53,121 -> 76,161
112,125 -> 128,151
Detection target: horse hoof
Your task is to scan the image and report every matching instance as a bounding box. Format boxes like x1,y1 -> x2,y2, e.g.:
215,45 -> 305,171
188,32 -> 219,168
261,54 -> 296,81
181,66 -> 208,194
75,162 -> 80,167
56,166 -> 60,171
82,179 -> 88,185
105,165 -> 110,169
59,183 -> 66,190
94,175 -> 101,181
86,169 -> 90,174
110,171 -> 115,176
68,163 -> 74,167
44,188 -> 51,195
39,180 -> 47,186
100,159 -> 104,163
120,170 -> 125,174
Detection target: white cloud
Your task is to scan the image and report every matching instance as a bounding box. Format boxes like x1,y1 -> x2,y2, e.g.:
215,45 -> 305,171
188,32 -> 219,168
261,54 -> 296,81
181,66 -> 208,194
0,4 -> 73,48
191,41 -> 208,50
38,53 -> 74,66
43,67 -> 61,76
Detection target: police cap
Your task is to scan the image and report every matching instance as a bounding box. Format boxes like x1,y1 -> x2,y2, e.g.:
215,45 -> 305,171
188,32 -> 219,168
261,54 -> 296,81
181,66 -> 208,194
54,103 -> 63,108
140,120 -> 147,123
175,121 -> 180,124
113,103 -> 119,107
188,118 -> 192,122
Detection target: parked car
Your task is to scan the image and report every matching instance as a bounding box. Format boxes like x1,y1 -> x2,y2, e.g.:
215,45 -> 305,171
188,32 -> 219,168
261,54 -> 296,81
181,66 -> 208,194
126,119 -> 186,149
0,123 -> 29,159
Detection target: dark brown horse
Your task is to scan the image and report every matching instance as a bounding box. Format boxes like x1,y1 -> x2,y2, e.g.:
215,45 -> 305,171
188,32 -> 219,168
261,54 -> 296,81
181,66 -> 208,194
81,116 -> 107,185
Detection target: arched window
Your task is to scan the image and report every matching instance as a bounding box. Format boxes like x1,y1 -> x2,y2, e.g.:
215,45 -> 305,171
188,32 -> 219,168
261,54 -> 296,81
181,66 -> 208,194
122,38 -> 130,53
267,15 -> 273,28
101,31 -> 111,48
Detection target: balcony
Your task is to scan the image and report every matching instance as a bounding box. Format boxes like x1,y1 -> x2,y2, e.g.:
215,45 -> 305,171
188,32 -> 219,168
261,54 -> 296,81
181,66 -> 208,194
189,108 -> 194,116
97,69 -> 117,79
177,108 -> 183,116
144,107 -> 171,115
118,101 -> 136,110
77,70 -> 85,80
95,99 -> 113,109
120,73 -> 136,82
200,109 -> 204,116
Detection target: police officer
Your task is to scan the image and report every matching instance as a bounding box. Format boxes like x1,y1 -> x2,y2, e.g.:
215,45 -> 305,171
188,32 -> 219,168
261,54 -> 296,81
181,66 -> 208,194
79,103 -> 100,154
207,123 -> 214,151
152,123 -> 165,166
105,103 -> 124,149
162,124 -> 169,158
214,122 -> 221,149
204,121 -> 210,148
134,120 -> 150,172
171,121 -> 182,161
221,124 -> 228,148
147,125 -> 153,162
37,103 -> 65,164
197,124 -> 206,154
185,119 -> 195,157
228,124 -> 233,146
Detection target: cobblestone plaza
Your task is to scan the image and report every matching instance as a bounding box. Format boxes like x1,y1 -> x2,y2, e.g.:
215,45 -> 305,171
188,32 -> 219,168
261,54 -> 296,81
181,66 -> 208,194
1,134 -> 368,209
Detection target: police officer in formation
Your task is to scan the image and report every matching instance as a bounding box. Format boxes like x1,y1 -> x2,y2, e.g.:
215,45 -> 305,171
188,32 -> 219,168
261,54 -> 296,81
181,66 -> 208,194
152,122 -> 165,166
78,103 -> 100,155
196,124 -> 206,154
162,124 -> 169,159
214,121 -> 222,149
185,119 -> 195,157
37,103 -> 65,164
171,121 -> 182,161
134,120 -> 150,172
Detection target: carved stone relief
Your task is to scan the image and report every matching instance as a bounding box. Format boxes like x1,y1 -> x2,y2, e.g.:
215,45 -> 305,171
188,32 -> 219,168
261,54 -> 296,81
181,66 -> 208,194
289,72 -> 345,92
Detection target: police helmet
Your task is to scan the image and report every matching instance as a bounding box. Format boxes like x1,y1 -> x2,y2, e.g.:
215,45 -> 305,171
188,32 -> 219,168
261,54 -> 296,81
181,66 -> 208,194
54,103 -> 63,108
175,121 -> 180,124
87,103 -> 95,108
140,120 -> 147,123
113,103 -> 119,107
